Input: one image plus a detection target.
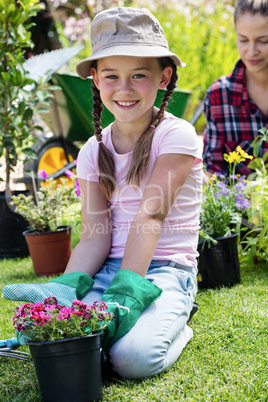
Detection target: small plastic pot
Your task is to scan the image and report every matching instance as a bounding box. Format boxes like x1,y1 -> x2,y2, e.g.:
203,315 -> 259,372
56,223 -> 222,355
197,233 -> 241,289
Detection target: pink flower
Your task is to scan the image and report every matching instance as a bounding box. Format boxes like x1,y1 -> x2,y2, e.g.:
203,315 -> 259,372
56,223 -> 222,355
44,296 -> 63,309
72,300 -> 87,309
45,304 -> 58,311
12,296 -> 114,342
29,303 -> 46,313
37,169 -> 47,180
57,307 -> 73,320
94,301 -> 108,311
75,179 -> 80,196
65,169 -> 75,178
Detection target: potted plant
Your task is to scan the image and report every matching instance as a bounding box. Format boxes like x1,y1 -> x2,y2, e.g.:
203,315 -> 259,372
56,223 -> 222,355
198,146 -> 253,289
0,0 -> 58,258
241,127 -> 268,265
12,296 -> 115,401
10,170 -> 80,276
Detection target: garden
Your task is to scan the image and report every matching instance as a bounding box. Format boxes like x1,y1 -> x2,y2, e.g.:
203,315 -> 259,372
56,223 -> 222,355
0,0 -> 268,401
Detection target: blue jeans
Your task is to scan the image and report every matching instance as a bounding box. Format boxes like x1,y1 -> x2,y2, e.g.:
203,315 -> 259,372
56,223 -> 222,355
82,259 -> 197,379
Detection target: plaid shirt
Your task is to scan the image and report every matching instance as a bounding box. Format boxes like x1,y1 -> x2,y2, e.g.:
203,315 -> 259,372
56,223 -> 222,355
203,59 -> 268,177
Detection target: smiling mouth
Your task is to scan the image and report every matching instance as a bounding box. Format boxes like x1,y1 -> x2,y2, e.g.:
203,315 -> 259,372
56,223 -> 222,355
247,59 -> 261,64
116,101 -> 139,107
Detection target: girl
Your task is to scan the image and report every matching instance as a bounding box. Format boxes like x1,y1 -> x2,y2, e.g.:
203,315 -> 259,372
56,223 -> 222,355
3,7 -> 202,379
203,0 -> 268,177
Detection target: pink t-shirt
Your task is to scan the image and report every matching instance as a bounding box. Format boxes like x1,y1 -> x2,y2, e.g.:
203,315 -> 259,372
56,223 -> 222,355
77,112 -> 202,271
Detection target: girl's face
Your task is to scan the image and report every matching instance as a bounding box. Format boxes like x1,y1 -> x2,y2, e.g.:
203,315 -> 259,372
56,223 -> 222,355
236,12 -> 268,74
91,56 -> 172,127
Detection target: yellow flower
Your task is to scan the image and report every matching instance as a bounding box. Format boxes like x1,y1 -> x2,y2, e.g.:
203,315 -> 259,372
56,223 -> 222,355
224,151 -> 244,163
252,216 -> 259,226
209,174 -> 217,185
236,146 -> 253,160
224,146 -> 253,164
224,153 -> 229,162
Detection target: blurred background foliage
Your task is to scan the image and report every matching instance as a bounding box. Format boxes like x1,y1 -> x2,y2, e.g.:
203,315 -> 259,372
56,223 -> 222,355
30,0 -> 239,130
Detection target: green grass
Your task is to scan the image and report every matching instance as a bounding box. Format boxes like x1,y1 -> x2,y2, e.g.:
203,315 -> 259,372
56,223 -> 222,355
0,250 -> 267,401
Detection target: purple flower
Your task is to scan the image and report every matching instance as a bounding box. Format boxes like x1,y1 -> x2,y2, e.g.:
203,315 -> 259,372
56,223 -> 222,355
215,181 -> 231,198
75,179 -> 80,196
235,193 -> 250,210
215,172 -> 226,180
65,169 -> 75,178
37,169 -> 47,180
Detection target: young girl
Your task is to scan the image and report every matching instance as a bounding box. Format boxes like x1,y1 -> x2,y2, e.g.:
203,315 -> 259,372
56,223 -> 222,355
3,7 -> 202,379
203,0 -> 268,177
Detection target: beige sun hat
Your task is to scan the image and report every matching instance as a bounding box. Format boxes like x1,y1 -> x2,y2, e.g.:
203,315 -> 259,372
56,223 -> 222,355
76,7 -> 186,79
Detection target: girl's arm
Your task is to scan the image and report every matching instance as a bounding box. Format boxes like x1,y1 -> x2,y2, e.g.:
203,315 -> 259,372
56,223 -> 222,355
64,178 -> 111,277
121,153 -> 194,277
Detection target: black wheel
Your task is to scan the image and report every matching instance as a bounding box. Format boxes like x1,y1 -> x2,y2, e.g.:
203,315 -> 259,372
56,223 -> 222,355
24,136 -> 79,187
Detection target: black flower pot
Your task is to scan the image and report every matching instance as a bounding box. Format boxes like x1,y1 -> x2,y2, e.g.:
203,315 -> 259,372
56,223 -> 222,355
0,191 -> 29,259
197,233 -> 241,289
27,334 -> 102,402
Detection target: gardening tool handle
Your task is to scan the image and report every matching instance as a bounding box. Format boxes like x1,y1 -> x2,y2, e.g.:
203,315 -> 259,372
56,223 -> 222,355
0,338 -> 20,348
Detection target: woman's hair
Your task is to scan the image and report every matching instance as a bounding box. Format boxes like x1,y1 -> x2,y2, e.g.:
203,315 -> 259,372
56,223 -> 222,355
234,0 -> 268,23
91,57 -> 178,200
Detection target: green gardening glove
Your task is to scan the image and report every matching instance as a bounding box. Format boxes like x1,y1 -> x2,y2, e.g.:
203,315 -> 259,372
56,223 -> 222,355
2,272 -> 94,307
101,269 -> 162,353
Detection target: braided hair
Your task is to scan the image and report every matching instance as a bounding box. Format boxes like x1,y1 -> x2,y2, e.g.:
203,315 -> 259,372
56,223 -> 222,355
91,57 -> 178,200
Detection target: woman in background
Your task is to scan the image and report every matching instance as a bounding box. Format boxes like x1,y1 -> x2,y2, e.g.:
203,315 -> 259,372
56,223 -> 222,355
203,0 -> 268,177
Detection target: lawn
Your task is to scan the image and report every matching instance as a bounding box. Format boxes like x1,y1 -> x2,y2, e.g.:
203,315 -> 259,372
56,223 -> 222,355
0,249 -> 267,401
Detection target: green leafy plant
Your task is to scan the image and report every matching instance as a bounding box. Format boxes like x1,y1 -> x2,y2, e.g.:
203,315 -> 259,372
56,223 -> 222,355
199,175 -> 241,246
10,170 -> 79,232
12,296 -> 114,342
242,128 -> 268,263
0,0 -> 57,192
199,147 -> 252,247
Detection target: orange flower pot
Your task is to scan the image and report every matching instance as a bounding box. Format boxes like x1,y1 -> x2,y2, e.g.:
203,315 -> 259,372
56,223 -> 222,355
24,226 -> 72,276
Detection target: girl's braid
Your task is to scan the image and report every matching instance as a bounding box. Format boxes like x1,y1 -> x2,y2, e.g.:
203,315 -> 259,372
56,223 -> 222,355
152,63 -> 178,129
92,82 -> 116,199
92,83 -> 103,142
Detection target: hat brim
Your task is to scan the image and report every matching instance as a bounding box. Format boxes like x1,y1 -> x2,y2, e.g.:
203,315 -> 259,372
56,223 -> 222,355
76,45 -> 186,79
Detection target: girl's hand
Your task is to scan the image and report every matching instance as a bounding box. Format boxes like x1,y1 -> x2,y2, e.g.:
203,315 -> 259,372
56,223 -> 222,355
100,269 -> 162,353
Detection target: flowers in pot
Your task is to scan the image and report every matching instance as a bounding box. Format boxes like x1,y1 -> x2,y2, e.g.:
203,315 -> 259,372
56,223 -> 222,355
12,296 -> 114,342
198,147 -> 252,289
10,171 -> 80,275
12,296 -> 114,402
199,146 -> 253,246
11,170 -> 79,233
